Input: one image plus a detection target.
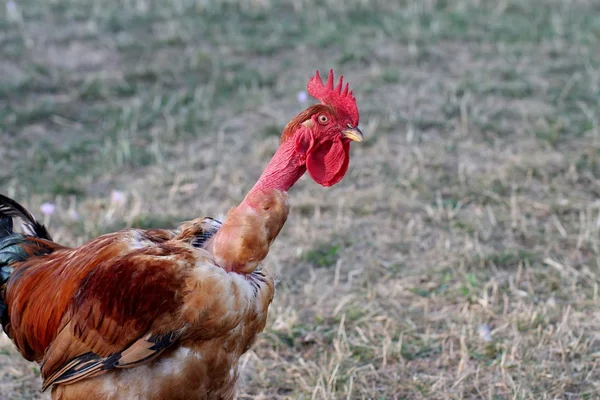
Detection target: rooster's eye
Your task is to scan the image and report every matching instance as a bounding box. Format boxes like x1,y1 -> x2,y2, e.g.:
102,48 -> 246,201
318,115 -> 329,124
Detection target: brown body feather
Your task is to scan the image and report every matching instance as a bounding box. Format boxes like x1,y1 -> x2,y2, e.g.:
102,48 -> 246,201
3,189 -> 287,399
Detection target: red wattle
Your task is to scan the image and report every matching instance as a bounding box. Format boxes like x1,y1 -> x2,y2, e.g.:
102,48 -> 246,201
306,138 -> 350,187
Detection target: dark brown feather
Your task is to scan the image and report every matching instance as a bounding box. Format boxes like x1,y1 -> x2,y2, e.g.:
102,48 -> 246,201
3,181 -> 288,399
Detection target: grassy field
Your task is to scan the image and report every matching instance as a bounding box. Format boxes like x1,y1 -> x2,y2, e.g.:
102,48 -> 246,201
1,0 -> 600,398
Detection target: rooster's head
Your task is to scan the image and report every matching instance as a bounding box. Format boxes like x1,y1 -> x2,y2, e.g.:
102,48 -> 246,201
280,69 -> 363,187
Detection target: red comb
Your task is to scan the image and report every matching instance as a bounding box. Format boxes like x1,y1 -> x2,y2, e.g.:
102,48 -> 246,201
307,69 -> 359,125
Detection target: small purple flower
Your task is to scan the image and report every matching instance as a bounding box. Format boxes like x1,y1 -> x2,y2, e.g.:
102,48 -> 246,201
477,324 -> 492,342
297,91 -> 308,104
40,202 -> 55,216
110,190 -> 126,205
6,0 -> 22,22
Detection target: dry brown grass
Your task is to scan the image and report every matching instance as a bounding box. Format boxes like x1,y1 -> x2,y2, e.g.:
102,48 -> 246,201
1,0 -> 600,399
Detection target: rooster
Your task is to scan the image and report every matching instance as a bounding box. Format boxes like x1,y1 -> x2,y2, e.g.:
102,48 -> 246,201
0,69 -> 363,400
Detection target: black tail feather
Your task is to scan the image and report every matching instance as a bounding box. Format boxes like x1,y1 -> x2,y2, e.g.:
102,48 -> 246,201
0,194 -> 54,334
0,194 -> 52,241
0,216 -> 13,238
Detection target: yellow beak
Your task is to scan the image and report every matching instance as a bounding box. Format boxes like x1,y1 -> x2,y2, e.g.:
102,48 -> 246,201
342,127 -> 364,142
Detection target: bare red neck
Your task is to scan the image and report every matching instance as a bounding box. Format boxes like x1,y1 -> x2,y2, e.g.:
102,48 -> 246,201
241,138 -> 306,209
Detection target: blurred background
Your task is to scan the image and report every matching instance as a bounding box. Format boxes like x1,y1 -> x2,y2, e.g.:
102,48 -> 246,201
1,0 -> 600,398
